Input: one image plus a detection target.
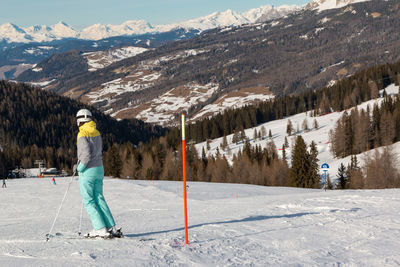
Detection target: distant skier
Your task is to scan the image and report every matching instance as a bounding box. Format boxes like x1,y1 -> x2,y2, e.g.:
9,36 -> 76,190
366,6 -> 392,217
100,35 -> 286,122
74,109 -> 122,238
52,177 -> 56,185
2,177 -> 6,188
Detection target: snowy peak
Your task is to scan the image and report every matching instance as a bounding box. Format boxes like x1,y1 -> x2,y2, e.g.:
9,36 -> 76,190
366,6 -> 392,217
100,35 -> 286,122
306,0 -> 371,11
0,4 -> 300,43
244,5 -> 300,23
0,22 -> 31,42
80,20 -> 154,40
0,22 -> 25,33
0,21 -> 79,42
50,21 -> 79,38
80,24 -> 113,40
175,9 -> 249,31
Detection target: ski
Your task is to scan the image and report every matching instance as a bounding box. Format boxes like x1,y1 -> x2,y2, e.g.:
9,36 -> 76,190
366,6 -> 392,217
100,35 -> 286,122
109,227 -> 123,238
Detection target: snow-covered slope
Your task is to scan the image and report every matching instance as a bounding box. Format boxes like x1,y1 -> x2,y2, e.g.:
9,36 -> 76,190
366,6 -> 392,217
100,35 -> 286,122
306,0 -> 371,11
83,46 -> 149,71
195,84 -> 400,180
1,177 -> 399,266
0,23 -> 31,43
0,4 -> 299,43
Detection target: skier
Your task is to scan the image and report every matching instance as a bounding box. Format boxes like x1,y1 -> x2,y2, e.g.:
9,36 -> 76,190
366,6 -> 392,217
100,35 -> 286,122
2,177 -> 6,188
74,109 -> 122,238
52,177 -> 56,185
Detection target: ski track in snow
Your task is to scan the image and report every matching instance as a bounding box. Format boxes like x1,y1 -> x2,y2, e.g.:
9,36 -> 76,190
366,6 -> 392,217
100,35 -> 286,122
1,178 -> 400,266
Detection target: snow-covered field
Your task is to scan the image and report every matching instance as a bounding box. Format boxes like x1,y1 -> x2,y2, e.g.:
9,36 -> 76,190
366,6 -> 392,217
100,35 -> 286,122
1,178 -> 400,266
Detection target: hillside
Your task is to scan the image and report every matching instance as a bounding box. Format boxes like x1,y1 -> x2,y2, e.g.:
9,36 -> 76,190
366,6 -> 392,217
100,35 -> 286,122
194,84 -> 400,177
17,0 -> 400,126
0,28 -> 200,80
1,178 -> 399,266
82,60 -> 400,187
0,4 -> 299,80
0,80 -> 165,171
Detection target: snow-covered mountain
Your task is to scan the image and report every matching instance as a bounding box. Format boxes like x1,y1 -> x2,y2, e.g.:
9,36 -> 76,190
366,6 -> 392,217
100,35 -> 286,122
80,20 -> 154,40
0,23 -> 31,43
0,4 -> 299,43
306,0 -> 371,11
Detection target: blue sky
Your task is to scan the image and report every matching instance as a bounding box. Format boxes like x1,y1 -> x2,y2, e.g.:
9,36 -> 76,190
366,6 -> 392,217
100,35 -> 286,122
1,0 -> 309,29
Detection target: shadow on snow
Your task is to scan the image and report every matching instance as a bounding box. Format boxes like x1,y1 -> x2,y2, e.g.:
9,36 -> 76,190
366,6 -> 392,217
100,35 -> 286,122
125,212 -> 318,239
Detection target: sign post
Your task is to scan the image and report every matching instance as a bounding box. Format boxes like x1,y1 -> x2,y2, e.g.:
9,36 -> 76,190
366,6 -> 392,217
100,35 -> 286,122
321,163 -> 330,192
181,113 -> 189,245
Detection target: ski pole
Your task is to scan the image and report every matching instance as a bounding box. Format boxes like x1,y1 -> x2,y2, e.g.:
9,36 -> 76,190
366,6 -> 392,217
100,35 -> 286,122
46,172 -> 76,242
78,199 -> 84,236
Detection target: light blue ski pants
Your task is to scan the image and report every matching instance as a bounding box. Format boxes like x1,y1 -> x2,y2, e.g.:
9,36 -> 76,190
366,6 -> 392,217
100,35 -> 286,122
78,166 -> 115,230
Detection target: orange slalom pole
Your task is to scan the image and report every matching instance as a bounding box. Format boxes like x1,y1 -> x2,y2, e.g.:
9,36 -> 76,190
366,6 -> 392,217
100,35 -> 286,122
181,113 -> 189,245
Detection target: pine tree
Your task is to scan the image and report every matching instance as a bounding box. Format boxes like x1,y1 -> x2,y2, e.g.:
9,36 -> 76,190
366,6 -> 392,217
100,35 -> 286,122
313,119 -> 319,130
302,118 -> 309,132
104,144 -> 122,178
347,155 -> 364,189
343,112 -> 354,156
289,135 -> 310,187
240,128 -> 246,142
284,136 -> 289,148
266,140 -> 278,160
261,126 -> 266,139
308,141 -> 320,188
253,129 -> 258,142
336,163 -> 347,189
221,135 -> 228,151
232,129 -> 240,144
286,120 -> 293,136
319,92 -> 331,115
281,144 -> 286,161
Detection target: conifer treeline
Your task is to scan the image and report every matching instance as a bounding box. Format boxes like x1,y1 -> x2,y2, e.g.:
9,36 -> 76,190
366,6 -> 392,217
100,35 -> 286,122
103,130 -> 330,188
330,95 -> 400,158
0,80 -> 165,173
103,136 -> 291,186
329,95 -> 400,189
177,62 -> 400,144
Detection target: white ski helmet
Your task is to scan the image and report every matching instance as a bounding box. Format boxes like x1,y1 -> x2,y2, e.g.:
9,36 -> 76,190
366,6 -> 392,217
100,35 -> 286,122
76,109 -> 92,126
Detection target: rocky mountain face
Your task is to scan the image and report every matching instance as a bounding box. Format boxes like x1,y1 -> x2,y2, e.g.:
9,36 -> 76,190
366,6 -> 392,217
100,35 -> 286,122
15,0 -> 400,126
306,0 -> 370,11
0,5 -> 298,80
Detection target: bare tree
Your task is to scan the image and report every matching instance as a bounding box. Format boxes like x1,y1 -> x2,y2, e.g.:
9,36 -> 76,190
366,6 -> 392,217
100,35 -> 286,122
364,147 -> 399,189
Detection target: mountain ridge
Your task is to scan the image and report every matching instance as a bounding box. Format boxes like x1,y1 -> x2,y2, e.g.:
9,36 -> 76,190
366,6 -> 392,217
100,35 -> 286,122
20,0 -> 399,126
1,0 -> 371,44
0,5 -> 299,43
